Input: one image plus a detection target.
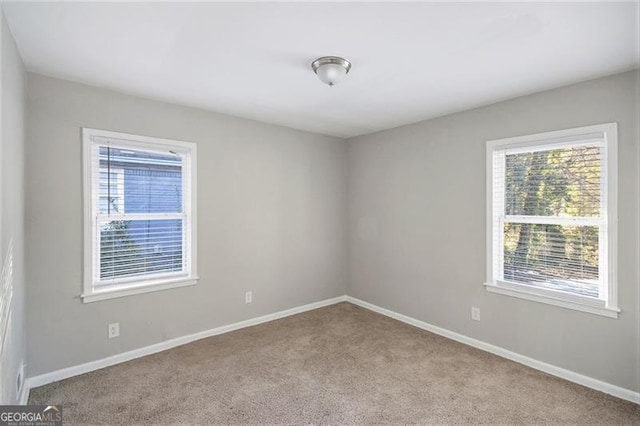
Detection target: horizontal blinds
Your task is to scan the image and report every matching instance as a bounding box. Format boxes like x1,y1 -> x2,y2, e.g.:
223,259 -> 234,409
99,219 -> 184,282
492,141 -> 604,298
98,146 -> 183,215
502,223 -> 600,298
94,143 -> 186,285
503,144 -> 601,218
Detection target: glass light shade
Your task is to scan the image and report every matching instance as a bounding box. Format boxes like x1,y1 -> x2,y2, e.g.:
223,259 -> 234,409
316,63 -> 347,86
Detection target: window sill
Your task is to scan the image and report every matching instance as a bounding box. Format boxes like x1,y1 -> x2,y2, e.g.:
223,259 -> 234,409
484,282 -> 620,319
82,276 -> 199,303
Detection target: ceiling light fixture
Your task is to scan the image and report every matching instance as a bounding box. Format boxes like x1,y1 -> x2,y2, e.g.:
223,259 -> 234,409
311,56 -> 351,87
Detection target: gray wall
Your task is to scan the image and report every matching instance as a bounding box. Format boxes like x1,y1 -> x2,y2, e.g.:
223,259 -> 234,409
26,74 -> 347,376
23,65 -> 640,393
347,70 -> 640,392
0,11 -> 26,403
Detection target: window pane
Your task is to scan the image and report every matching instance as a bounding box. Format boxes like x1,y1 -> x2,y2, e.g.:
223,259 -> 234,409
99,146 -> 183,214
99,218 -> 183,282
99,170 -> 123,214
505,145 -> 601,217
503,223 -> 599,298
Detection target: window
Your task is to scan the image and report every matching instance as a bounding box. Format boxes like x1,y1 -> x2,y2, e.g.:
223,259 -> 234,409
485,123 -> 618,318
83,128 -> 197,302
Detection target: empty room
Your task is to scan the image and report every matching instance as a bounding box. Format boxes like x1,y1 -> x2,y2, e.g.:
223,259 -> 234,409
0,1 -> 639,424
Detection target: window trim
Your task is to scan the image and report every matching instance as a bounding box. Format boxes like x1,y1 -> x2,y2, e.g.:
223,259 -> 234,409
82,128 -> 198,303
484,123 -> 618,318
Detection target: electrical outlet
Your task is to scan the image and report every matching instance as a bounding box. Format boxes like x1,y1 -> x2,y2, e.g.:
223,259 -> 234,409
471,307 -> 481,321
245,291 -> 252,304
108,322 -> 120,339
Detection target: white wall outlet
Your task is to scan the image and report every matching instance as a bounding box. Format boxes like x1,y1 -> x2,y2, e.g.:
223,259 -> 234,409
108,322 -> 120,339
471,307 -> 481,321
245,291 -> 253,304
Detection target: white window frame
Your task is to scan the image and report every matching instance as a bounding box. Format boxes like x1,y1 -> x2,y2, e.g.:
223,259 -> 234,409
82,128 -> 198,303
484,123 -> 619,318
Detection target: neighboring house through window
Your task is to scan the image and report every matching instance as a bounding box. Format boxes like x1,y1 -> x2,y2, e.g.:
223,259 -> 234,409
485,123 -> 618,318
83,128 -> 197,302
99,168 -> 124,214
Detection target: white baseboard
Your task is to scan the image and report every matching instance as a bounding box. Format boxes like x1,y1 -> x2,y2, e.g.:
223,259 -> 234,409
346,296 -> 640,405
26,295 -> 347,390
24,294 -> 640,406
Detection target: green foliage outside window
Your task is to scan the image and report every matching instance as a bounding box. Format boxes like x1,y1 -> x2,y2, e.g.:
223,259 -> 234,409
100,219 -> 144,280
503,146 -> 600,286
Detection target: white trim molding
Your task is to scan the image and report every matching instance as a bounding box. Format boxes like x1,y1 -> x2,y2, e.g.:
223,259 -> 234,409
82,127 -> 198,303
484,282 -> 620,318
346,296 -> 639,405
26,296 -> 347,390
81,277 -> 198,303
23,295 -> 638,406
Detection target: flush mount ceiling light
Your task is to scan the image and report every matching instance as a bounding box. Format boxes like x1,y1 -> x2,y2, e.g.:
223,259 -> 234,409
311,56 -> 352,87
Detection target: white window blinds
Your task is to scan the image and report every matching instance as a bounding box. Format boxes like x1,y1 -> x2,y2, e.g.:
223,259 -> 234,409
489,131 -> 613,303
93,143 -> 187,285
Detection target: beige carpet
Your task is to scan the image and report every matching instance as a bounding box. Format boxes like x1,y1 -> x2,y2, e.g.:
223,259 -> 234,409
29,302 -> 639,425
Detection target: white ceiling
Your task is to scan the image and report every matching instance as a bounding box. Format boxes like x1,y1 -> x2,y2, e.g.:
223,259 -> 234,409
3,2 -> 639,138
